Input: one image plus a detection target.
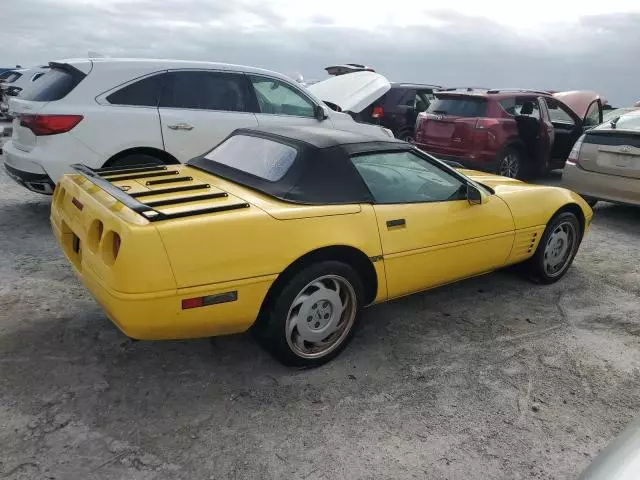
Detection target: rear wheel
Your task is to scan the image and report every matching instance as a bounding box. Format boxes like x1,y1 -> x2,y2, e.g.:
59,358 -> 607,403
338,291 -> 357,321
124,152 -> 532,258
497,147 -> 523,179
397,129 -> 414,143
106,153 -> 164,169
253,261 -> 364,367
525,211 -> 582,284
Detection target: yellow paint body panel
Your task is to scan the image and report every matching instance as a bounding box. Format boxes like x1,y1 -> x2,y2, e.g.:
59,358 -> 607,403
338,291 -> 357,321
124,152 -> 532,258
50,165 -> 592,340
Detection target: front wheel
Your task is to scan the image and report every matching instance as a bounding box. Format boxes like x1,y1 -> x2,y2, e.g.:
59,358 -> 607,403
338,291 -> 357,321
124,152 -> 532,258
253,261 -> 364,367
526,211 -> 582,284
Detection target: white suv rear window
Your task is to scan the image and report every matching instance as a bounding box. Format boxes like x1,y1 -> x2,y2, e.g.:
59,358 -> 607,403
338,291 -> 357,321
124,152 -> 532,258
203,135 -> 297,181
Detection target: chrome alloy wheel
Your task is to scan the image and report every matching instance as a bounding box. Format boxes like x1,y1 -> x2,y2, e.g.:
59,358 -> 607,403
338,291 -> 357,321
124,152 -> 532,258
499,153 -> 520,178
543,221 -> 578,278
285,275 -> 357,359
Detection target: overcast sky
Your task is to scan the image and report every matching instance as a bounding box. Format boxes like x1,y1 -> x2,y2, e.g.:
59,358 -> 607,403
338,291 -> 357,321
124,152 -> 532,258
2,0 -> 639,106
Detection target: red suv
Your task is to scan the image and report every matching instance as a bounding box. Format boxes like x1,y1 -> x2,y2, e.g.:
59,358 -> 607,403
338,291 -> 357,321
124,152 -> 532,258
413,88 -> 603,179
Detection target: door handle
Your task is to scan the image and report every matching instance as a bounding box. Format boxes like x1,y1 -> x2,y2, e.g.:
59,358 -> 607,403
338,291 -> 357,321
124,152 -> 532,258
386,218 -> 406,228
167,122 -> 194,131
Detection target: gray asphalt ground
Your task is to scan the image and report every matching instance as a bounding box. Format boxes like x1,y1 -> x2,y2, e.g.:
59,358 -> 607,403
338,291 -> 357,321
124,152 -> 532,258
1,128 -> 639,479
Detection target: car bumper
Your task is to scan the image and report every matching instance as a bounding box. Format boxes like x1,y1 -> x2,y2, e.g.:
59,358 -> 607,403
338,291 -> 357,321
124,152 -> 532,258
4,161 -> 55,194
51,218 -> 275,340
562,163 -> 640,206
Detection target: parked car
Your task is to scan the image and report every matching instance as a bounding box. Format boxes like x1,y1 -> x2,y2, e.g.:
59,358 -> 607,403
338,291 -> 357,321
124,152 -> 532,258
562,110 -> 640,207
50,125 -> 592,366
3,58 -> 394,195
413,88 -> 603,179
308,71 -> 441,142
578,415 -> 640,480
0,66 -> 49,119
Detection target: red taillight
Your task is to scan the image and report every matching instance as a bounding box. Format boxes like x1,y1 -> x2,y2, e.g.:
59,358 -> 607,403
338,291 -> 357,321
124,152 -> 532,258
19,114 -> 83,136
475,118 -> 500,129
372,106 -> 384,119
182,297 -> 204,310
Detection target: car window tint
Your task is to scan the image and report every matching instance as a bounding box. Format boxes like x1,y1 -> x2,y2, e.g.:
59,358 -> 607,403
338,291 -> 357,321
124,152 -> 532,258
19,68 -> 84,102
107,74 -> 164,107
351,151 -> 465,203
547,100 -> 576,125
161,71 -> 250,112
203,134 -> 297,181
584,101 -> 601,127
427,96 -> 486,117
248,75 -> 315,117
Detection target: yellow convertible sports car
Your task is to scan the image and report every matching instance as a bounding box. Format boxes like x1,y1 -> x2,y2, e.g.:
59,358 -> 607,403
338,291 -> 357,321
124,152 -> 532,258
50,126 -> 593,366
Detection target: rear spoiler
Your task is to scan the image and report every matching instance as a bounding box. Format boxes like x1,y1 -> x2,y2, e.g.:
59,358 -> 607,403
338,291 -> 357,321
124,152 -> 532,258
70,164 -> 249,222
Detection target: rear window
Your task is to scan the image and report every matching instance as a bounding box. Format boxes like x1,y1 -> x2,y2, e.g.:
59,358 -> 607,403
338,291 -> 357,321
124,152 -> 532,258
598,114 -> 640,132
20,67 -> 85,102
107,74 -> 164,107
202,134 -> 297,181
427,95 -> 486,117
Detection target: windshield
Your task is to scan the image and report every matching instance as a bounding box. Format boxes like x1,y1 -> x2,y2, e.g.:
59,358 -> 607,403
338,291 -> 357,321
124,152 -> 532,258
201,134 -> 297,182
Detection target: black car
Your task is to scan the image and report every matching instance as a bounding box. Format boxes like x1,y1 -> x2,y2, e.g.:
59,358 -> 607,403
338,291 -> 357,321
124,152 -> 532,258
355,82 -> 441,142
309,74 -> 441,143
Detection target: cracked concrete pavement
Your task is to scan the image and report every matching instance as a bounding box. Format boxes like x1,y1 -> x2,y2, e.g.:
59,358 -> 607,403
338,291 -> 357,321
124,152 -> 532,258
0,152 -> 639,479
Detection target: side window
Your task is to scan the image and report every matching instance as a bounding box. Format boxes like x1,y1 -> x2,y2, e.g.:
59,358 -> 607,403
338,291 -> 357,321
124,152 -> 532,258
351,151 -> 465,204
546,99 -> 576,126
107,74 -> 165,107
248,75 -> 315,117
160,71 -> 251,112
584,101 -> 601,127
500,97 -> 540,119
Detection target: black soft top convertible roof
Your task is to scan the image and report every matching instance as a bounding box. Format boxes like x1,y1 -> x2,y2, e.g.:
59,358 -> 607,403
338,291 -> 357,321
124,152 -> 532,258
188,126 -> 412,205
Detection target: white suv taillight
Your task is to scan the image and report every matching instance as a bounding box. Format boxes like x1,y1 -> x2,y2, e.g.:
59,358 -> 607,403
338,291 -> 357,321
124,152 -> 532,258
567,134 -> 586,166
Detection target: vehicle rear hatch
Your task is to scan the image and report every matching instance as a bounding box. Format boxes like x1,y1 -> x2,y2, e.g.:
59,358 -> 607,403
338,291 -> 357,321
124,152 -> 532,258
10,60 -> 91,152
578,115 -> 640,179
307,71 -> 391,114
416,93 -> 488,149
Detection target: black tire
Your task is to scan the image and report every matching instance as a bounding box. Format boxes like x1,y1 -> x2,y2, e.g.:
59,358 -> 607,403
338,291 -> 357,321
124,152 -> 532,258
496,146 -> 524,179
525,211 -> 582,284
253,261 -> 364,367
106,154 -> 164,169
397,129 -> 414,143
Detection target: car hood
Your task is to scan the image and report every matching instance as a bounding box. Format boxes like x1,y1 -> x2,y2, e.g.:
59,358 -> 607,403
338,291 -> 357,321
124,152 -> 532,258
307,71 -> 391,114
552,90 -> 600,119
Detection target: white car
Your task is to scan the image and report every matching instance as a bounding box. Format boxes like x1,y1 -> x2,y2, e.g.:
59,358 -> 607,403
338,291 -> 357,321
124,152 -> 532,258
3,58 -> 394,194
0,67 -> 48,117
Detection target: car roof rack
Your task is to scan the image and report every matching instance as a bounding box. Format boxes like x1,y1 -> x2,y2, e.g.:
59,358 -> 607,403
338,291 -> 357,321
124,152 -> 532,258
439,87 -> 490,93
486,88 -> 551,95
70,164 -> 249,222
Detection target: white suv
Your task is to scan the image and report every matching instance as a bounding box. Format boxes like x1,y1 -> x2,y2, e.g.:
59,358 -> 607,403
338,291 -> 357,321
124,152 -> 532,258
3,58 -> 394,194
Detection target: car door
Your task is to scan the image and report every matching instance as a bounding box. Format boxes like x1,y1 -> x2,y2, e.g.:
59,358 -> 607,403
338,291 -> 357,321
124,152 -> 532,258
537,97 -> 555,168
583,99 -> 603,129
350,150 -> 515,299
158,70 -> 258,161
246,74 -> 331,129
546,97 -> 582,162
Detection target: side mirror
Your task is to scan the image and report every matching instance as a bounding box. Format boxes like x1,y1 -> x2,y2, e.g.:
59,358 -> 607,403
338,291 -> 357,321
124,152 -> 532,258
314,105 -> 328,121
467,183 -> 486,205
